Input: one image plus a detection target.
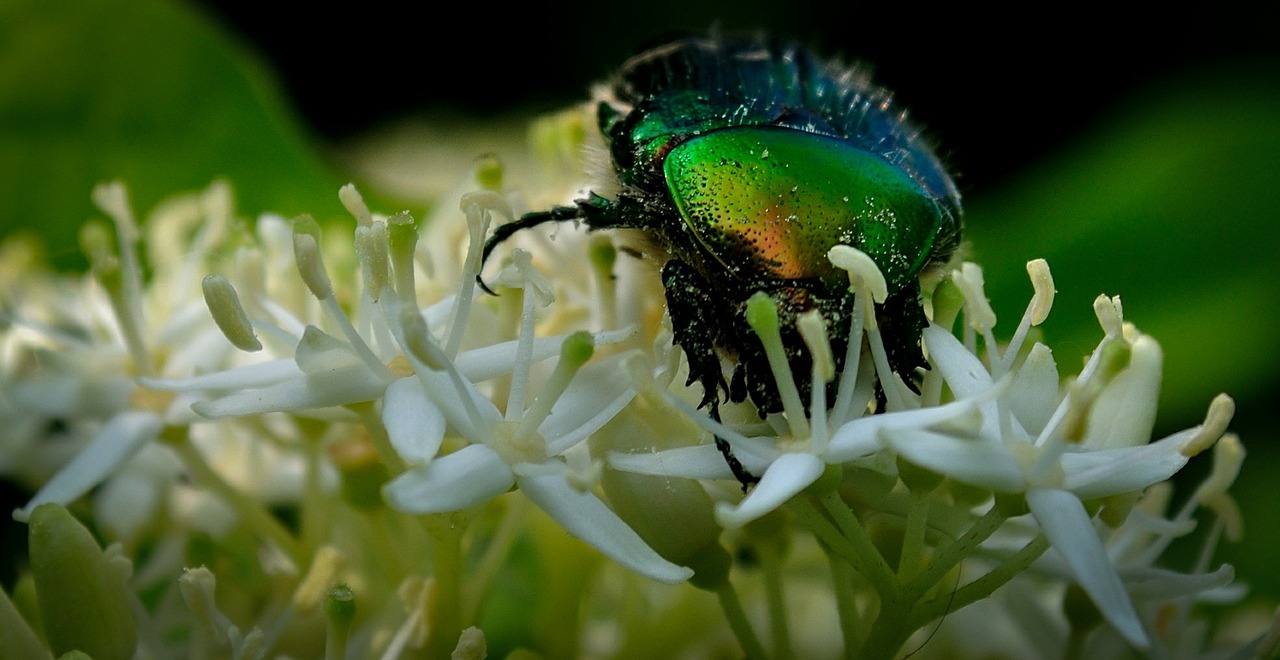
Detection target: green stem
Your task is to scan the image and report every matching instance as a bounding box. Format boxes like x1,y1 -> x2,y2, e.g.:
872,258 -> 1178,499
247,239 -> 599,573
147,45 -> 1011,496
826,551 -> 862,659
716,581 -> 769,660
166,430 -> 306,566
898,493 -> 930,581
905,505 -> 1006,601
422,516 -> 465,659
758,541 -> 794,660
463,496 -> 526,624
817,493 -> 897,596
913,534 -> 1050,624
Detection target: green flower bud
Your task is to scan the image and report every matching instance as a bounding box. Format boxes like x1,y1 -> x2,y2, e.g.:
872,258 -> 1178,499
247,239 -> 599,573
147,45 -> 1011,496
28,504 -> 136,660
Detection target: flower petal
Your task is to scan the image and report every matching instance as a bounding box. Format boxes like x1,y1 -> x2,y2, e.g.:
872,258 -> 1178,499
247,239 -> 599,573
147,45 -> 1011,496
516,464 -> 693,584
382,444 -> 514,514
1026,488 -> 1148,648
542,354 -> 636,456
715,453 -> 824,528
923,326 -> 993,398
1060,428 -> 1194,499
608,445 -> 735,480
13,411 -> 162,521
885,428 -> 1027,492
1004,342 -> 1059,436
383,377 -> 445,463
191,364 -> 386,418
1082,335 -> 1161,450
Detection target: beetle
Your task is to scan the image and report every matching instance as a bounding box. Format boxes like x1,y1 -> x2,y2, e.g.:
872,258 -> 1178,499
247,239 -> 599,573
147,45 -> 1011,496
480,34 -> 962,486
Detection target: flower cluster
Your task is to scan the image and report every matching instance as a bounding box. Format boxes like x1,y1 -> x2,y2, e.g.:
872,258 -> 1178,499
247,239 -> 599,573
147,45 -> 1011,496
1,167 -> 1273,659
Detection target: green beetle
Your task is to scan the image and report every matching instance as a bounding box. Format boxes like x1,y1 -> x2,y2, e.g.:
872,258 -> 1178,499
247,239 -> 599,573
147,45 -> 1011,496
482,34 -> 962,485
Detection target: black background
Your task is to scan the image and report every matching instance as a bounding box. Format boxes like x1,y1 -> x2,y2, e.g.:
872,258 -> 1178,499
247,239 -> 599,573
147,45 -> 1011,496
187,1 -> 1278,197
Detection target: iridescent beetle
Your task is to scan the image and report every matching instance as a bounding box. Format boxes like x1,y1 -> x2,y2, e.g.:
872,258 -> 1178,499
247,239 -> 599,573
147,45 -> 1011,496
481,34 -> 962,486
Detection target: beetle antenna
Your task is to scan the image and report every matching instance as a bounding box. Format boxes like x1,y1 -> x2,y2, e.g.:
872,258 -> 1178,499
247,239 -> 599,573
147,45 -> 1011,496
476,205 -> 584,295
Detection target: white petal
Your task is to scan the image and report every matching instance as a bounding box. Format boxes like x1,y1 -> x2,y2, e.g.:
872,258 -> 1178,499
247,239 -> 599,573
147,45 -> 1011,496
454,327 -> 636,382
542,354 -> 636,456
13,411 -> 162,521
1004,343 -> 1059,435
413,368 -> 502,442
715,453 -> 824,528
141,358 -> 301,392
827,398 -> 982,463
885,428 -> 1027,492
383,377 -> 445,463
1082,336 -> 1162,450
516,465 -> 693,584
382,444 -> 514,514
192,364 -> 386,418
1060,428 -> 1194,499
923,326 -> 993,398
608,445 -> 735,480
1120,564 -> 1236,602
1027,488 -> 1148,648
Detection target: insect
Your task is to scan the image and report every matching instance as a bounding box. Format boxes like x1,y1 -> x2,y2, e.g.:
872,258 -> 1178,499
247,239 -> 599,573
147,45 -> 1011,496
480,34 -> 962,486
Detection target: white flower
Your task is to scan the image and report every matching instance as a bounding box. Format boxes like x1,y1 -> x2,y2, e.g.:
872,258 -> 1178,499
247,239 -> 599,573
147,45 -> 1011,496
379,255 -> 691,584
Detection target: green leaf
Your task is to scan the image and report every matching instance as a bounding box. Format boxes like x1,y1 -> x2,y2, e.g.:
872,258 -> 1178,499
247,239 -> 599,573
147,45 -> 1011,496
965,66 -> 1280,427
0,0 -> 343,269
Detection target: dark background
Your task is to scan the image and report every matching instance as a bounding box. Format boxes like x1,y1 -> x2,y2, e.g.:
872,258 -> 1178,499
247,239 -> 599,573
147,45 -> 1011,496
188,1 -> 1278,198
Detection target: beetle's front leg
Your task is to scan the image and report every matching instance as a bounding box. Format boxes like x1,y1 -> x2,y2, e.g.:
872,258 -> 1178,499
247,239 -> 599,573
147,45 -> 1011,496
661,259 -> 758,489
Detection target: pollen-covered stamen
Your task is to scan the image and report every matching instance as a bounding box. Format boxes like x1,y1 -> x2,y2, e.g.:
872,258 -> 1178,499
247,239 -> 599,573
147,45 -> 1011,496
387,212 -> 419,302
202,275 -> 262,352
1094,294 -> 1125,339
292,216 -> 394,383
950,263 -> 999,364
504,250 -> 556,420
746,292 -> 809,440
1181,393 -> 1236,457
828,245 -> 913,411
797,309 -> 832,452
88,183 -> 154,376
515,331 -> 595,447
448,191 -> 514,357
355,222 -> 391,303
993,259 -> 1055,377
338,183 -> 375,228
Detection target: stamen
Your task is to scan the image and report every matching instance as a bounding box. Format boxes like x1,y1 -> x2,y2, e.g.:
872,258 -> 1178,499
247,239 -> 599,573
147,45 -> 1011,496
292,217 -> 392,381
355,222 -> 391,302
798,310 -> 831,451
202,275 -> 262,352
339,183 -> 374,228
952,263 -> 999,368
448,190 -> 513,357
387,211 -> 419,302
292,216 -> 333,301
89,183 -> 154,376
588,235 -> 618,331
1094,294 -> 1124,339
994,259 -> 1055,376
515,331 -> 594,443
292,545 -> 344,612
505,251 -> 547,420
746,293 -> 809,439
1181,393 -> 1235,457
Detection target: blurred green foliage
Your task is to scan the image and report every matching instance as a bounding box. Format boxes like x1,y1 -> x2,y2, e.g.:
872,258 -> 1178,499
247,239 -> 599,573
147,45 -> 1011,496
0,0 -> 343,270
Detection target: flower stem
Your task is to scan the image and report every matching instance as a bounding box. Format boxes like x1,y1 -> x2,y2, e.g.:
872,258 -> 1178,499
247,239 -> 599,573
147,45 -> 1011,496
758,540 -> 795,660
898,493 -> 930,581
165,430 -> 306,566
716,581 -> 769,660
914,533 -> 1050,623
422,516 -> 465,659
905,504 -> 1007,601
826,551 -> 862,658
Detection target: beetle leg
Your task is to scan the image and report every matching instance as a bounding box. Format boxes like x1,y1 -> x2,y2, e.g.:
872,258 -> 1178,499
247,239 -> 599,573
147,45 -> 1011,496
876,281 -> 928,395
661,259 -> 759,489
